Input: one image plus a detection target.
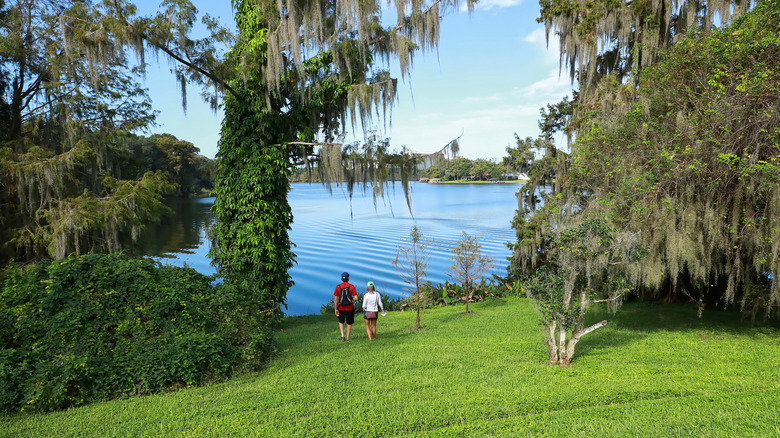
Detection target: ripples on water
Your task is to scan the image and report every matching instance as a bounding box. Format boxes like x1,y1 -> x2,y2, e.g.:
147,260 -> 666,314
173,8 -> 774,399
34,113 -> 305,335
146,182 -> 522,316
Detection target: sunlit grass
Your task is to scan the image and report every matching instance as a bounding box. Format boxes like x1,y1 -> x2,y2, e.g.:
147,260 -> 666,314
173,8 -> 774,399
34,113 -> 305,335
3,296 -> 779,437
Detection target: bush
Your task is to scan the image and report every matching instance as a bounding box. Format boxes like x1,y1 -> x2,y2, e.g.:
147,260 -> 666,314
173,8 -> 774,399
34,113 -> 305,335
319,279 -> 518,315
0,254 -> 262,413
319,292 -> 407,315
405,277 -> 517,309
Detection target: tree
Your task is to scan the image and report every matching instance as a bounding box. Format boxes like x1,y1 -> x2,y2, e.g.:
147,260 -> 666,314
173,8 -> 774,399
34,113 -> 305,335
470,158 -> 500,180
539,0 -> 755,93
503,135 -> 536,177
0,0 -> 171,265
561,2 -> 780,318
155,134 -> 200,197
448,232 -> 493,314
118,133 -> 216,196
524,219 -> 637,366
393,225 -> 432,330
515,0 -> 780,321
446,157 -> 472,180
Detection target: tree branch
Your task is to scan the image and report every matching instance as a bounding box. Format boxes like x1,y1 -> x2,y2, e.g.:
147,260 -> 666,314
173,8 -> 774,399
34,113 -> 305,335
150,43 -> 239,98
109,0 -> 238,99
573,320 -> 607,338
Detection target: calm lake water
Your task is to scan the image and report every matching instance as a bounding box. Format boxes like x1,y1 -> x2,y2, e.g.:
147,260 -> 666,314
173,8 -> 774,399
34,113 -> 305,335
137,182 -> 522,315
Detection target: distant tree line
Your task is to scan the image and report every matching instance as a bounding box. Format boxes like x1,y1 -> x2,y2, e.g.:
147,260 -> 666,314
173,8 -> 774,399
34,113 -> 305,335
123,133 -> 217,198
420,157 -> 508,181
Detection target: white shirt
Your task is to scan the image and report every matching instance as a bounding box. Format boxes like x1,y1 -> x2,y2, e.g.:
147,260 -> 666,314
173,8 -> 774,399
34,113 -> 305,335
362,292 -> 384,312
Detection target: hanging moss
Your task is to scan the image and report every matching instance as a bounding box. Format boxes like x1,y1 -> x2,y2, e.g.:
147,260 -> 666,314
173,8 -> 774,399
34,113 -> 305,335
517,0 -> 780,319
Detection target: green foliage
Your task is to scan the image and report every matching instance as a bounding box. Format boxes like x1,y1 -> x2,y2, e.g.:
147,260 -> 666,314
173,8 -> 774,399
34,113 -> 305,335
564,0 -> 780,314
4,298 -> 779,436
120,134 -> 216,198
421,156 -> 505,181
0,1 -> 187,265
448,232 -> 494,313
410,278 -> 517,308
0,254 -> 264,413
515,0 -> 780,321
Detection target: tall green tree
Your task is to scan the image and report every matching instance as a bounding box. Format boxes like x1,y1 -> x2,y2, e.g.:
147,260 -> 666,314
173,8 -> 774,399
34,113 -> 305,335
0,0 -> 172,264
515,0 -> 779,321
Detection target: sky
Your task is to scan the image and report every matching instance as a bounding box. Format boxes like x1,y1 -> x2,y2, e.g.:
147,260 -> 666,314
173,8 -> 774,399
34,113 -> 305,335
139,0 -> 575,161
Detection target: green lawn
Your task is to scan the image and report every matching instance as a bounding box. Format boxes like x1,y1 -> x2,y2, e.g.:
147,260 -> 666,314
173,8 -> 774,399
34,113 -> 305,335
3,296 -> 779,437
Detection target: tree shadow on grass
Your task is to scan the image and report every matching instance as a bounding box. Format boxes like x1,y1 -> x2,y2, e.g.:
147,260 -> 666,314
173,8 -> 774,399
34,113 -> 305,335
574,301 -> 780,360
590,301 -> 780,335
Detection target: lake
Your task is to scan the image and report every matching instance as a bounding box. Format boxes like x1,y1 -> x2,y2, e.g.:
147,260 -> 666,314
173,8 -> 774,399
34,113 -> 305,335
137,182 -> 522,315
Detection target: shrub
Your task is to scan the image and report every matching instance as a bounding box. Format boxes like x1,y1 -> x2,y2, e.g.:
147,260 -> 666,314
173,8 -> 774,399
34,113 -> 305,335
405,277 -> 516,309
0,254 -> 261,413
317,278 -> 518,315
319,292 -> 407,315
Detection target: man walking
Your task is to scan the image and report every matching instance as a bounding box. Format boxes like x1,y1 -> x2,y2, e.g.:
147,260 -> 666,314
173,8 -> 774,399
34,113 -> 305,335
334,271 -> 358,341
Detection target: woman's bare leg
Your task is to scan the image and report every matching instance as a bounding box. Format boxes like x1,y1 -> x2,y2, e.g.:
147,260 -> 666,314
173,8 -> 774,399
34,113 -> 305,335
364,318 -> 372,340
370,319 -> 378,338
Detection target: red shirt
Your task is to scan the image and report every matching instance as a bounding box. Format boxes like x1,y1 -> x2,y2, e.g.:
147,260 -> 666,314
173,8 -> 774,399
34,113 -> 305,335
333,282 -> 358,311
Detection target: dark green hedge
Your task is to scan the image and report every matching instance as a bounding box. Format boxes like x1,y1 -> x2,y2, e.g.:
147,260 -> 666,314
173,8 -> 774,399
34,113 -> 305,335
0,254 -> 272,413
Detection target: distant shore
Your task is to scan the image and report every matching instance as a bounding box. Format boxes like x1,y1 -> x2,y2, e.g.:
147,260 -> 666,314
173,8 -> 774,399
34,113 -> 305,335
427,179 -> 527,184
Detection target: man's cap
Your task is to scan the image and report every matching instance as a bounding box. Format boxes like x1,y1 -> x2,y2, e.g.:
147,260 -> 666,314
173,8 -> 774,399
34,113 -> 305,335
341,271 -> 349,280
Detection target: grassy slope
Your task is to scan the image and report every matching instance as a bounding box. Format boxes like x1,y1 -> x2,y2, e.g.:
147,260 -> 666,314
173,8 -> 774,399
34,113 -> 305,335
3,296 -> 779,437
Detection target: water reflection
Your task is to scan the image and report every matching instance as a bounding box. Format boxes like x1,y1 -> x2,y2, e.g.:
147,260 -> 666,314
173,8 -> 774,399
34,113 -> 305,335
130,197 -> 215,258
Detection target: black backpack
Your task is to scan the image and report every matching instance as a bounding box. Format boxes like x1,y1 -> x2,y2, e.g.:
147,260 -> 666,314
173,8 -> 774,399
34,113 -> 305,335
339,285 -> 353,306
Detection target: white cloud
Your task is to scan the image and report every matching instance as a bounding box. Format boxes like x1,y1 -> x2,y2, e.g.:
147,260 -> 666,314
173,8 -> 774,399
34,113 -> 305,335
461,0 -> 523,12
463,94 -> 503,103
522,27 -> 547,44
520,68 -> 572,100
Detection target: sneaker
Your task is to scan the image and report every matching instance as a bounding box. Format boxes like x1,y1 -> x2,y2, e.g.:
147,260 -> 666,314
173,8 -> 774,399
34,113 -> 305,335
338,336 -> 345,341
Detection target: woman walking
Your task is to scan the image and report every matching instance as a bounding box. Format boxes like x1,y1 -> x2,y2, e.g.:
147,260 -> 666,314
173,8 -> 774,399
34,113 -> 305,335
362,281 -> 385,340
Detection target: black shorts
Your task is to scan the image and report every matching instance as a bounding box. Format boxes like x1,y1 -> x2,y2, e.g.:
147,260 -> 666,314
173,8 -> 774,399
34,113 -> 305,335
338,308 -> 355,325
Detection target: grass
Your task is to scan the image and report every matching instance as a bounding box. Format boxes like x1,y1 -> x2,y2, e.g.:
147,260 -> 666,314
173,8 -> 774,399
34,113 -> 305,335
3,296 -> 780,437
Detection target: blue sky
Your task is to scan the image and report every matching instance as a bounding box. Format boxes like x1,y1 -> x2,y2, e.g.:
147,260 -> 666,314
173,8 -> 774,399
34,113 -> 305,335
140,0 -> 574,161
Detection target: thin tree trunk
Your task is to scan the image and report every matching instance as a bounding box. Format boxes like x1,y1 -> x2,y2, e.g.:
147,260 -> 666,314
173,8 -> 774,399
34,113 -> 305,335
559,320 -> 608,366
558,326 -> 568,365
415,278 -> 421,330
546,322 -> 558,365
